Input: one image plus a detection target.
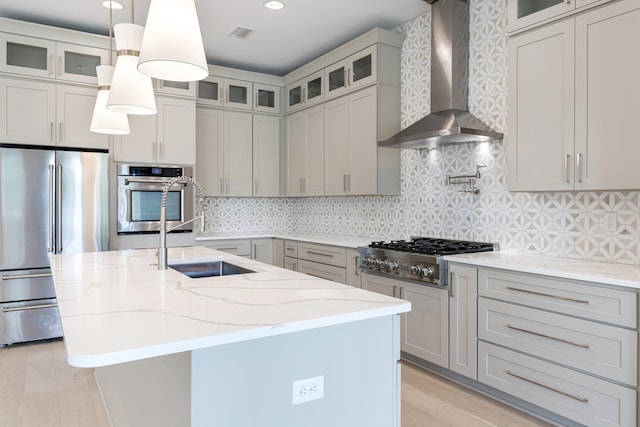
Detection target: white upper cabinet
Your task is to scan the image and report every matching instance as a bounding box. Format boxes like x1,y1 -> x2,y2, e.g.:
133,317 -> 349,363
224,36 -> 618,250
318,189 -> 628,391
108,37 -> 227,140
507,0 -> 613,33
508,0 -> 640,191
252,114 -> 281,196
114,96 -> 196,165
324,45 -> 377,100
0,33 -> 108,85
285,70 -> 324,113
285,104 -> 324,197
0,77 -> 106,149
196,76 -> 253,111
154,79 -> 196,98
253,83 -> 280,114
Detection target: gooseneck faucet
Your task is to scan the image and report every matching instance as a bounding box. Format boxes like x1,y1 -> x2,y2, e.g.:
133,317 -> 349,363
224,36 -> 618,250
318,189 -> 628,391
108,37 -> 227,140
158,176 -> 205,270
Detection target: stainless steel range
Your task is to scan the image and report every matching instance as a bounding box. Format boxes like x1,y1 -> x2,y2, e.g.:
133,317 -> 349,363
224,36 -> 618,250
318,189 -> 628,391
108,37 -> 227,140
358,237 -> 495,286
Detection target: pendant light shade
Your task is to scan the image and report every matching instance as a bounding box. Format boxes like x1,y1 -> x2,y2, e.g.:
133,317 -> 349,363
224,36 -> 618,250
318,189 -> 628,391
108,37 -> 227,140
90,65 -> 130,134
137,0 -> 208,82
107,23 -> 157,115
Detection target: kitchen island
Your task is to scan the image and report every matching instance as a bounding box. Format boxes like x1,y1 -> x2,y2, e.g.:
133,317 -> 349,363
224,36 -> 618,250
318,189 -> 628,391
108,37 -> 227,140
49,246 -> 409,427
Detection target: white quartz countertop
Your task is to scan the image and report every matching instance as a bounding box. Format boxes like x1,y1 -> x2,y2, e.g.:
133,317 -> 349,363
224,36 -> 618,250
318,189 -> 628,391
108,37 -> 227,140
444,251 -> 640,289
195,232 -> 376,249
50,246 -> 410,368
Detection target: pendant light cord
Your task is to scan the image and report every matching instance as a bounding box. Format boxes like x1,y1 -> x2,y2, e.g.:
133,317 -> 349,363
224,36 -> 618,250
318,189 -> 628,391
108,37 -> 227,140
109,1 -> 113,65
131,0 -> 135,24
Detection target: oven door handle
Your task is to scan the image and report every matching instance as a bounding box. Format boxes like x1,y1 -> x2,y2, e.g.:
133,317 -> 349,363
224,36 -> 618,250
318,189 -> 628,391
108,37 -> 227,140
123,178 -> 188,186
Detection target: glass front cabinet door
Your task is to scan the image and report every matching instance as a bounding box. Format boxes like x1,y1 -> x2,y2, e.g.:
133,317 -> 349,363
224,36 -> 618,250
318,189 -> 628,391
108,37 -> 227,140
325,45 -> 376,100
507,0 -> 607,32
0,34 -> 107,84
253,83 -> 280,113
285,70 -> 324,113
197,76 -> 223,107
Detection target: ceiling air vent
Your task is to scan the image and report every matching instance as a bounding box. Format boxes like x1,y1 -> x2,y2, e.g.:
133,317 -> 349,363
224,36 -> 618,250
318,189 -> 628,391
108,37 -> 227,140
228,26 -> 255,39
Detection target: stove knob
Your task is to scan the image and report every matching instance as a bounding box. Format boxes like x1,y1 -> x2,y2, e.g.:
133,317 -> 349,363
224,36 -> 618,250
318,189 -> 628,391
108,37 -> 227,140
362,257 -> 373,266
410,265 -> 422,275
388,261 -> 399,271
377,260 -> 389,270
422,266 -> 434,278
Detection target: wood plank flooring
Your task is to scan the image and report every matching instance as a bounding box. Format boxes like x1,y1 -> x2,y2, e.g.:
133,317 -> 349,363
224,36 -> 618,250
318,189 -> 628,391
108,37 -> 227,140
1,339 -> 552,427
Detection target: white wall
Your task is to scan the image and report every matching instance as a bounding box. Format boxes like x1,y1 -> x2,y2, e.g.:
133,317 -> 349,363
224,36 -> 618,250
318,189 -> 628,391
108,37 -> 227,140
203,0 -> 640,266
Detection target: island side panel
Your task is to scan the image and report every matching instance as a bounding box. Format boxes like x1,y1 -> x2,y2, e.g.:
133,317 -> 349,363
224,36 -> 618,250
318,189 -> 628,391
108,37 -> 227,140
94,351 -> 191,427
191,315 -> 401,427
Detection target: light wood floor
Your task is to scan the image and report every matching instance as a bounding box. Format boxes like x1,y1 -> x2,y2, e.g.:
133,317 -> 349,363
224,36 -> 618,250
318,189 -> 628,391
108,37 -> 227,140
1,339 -> 552,427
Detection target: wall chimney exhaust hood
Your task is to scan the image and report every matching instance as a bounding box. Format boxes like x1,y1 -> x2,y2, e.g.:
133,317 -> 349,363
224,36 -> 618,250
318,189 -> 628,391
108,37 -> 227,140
379,0 -> 503,149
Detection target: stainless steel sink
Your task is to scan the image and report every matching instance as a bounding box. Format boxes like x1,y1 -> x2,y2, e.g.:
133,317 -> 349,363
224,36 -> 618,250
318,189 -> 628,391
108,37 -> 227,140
168,260 -> 255,278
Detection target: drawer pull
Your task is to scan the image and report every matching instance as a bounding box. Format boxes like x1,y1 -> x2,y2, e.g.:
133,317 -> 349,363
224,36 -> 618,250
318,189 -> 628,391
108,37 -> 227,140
286,247 -> 295,251
505,370 -> 589,403
2,273 -> 52,280
506,324 -> 590,349
506,286 -> 589,304
3,303 -> 58,313
306,251 -> 333,258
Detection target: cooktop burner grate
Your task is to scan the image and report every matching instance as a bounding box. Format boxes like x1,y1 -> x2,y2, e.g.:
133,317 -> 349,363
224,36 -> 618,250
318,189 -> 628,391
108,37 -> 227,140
369,238 -> 494,256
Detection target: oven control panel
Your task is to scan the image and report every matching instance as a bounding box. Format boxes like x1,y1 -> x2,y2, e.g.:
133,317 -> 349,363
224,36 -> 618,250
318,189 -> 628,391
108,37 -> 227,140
358,248 -> 444,286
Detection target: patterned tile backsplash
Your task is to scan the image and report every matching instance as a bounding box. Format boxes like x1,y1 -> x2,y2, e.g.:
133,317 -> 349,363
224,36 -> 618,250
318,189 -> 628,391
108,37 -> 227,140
203,0 -> 640,265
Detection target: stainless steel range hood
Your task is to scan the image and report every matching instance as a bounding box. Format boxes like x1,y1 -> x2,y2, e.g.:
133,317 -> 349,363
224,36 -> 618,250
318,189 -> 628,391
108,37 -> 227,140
380,0 -> 503,149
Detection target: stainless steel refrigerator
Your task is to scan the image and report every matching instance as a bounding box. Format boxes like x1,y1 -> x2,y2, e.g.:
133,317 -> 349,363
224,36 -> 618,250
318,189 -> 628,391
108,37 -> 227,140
0,144 -> 109,345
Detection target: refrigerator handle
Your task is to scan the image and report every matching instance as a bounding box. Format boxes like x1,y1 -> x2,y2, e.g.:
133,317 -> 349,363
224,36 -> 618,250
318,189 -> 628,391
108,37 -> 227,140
56,164 -> 63,253
48,165 -> 55,253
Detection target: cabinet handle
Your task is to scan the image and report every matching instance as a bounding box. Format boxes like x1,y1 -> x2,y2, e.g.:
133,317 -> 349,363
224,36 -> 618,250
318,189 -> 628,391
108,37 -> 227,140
564,154 -> 570,183
505,370 -> 588,403
355,255 -> 359,277
3,303 -> 58,313
348,67 -> 352,86
58,122 -> 63,141
576,152 -> 583,183
399,286 -> 404,299
392,285 -> 398,298
226,88 -> 229,104
343,69 -> 348,88
506,286 -> 589,304
217,247 -> 239,251
50,122 -> 54,141
218,87 -> 223,103
48,54 -> 54,76
300,177 -> 306,194
57,56 -> 62,77
1,272 -> 51,281
343,174 -> 348,192
255,92 -> 258,108
348,174 -> 351,192
306,250 -> 333,258
254,179 -> 258,194
286,247 -> 295,251
506,324 -> 590,349
449,271 -> 455,298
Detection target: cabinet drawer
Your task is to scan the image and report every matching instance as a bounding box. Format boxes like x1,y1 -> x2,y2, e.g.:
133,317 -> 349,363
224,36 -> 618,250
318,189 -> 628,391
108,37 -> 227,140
284,240 -> 298,258
298,260 -> 346,284
297,242 -> 346,267
203,239 -> 251,257
479,298 -> 637,386
478,268 -> 637,327
479,341 -> 637,427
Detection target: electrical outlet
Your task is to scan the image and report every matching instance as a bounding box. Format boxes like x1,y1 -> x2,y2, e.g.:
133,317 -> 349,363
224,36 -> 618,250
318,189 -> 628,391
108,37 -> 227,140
292,375 -> 324,405
603,212 -> 617,232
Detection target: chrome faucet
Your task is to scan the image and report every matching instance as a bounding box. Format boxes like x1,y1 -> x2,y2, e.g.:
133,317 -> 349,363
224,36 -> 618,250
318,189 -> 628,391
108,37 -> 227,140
158,176 -> 205,270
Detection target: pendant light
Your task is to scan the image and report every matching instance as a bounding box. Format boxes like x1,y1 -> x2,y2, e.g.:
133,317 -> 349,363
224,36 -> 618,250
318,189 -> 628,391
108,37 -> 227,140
107,0 -> 157,115
90,1 -> 130,134
137,0 -> 208,82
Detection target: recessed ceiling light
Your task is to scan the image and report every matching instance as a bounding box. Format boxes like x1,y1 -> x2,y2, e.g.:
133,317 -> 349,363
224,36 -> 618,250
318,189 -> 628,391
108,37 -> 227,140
264,1 -> 285,11
102,1 -> 124,10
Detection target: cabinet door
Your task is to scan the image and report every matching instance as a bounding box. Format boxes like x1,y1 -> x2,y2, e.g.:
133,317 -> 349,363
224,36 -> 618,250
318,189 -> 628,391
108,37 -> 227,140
196,107 -> 224,196
197,76 -> 223,107
253,83 -> 280,113
574,0 -> 640,190
0,33 -> 55,78
325,46 -> 377,100
56,85 -> 108,149
507,19 -> 574,191
325,57 -> 350,100
324,95 -> 350,195
284,256 -> 298,272
224,79 -> 252,110
346,249 -> 362,288
363,272 -> 397,297
157,96 -> 196,165
156,79 -> 196,98
298,260 -> 346,283
449,264 -> 478,379
304,105 -> 325,196
399,281 -> 449,368
0,78 -> 55,145
252,114 -> 280,196
56,42 -> 107,85
285,110 -> 306,196
272,239 -> 285,268
507,0 -> 574,32
304,71 -> 324,107
252,239 -> 273,264
347,86 -> 377,195
113,113 -> 157,163
223,111 -> 252,196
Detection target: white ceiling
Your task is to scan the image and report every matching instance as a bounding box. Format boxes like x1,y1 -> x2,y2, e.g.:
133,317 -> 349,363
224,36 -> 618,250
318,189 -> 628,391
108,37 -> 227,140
0,0 -> 429,76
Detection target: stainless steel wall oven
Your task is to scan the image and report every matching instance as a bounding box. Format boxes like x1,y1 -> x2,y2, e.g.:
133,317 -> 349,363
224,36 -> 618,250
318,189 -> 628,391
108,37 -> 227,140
117,164 -> 194,234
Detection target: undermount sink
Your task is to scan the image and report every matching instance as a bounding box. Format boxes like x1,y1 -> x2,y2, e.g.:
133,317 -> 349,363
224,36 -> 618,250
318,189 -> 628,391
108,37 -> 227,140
168,259 -> 255,278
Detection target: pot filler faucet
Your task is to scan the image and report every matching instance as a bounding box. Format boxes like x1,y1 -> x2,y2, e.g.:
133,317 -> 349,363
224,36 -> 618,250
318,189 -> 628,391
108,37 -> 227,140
158,176 -> 205,270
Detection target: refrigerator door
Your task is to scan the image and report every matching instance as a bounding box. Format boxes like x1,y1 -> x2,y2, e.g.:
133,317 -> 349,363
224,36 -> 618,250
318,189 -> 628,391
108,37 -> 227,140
0,146 -> 55,270
56,150 -> 109,253
0,298 -> 62,345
